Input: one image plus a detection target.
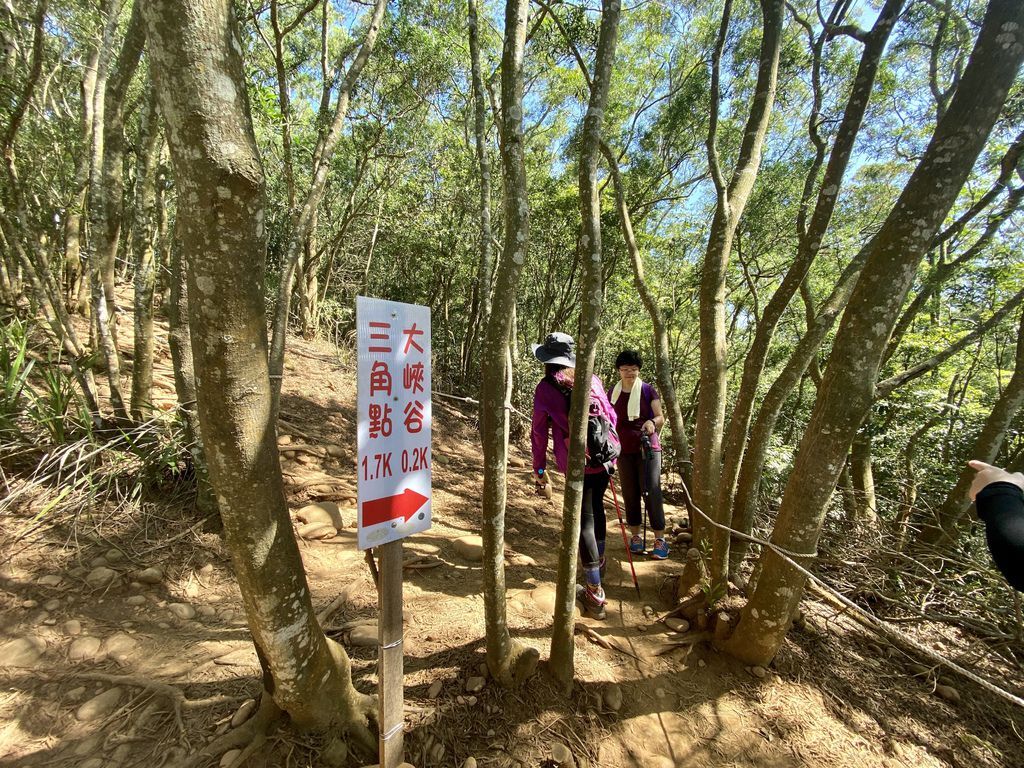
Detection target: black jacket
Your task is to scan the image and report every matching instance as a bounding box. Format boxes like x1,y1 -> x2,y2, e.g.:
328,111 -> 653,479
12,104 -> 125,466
976,481 -> 1024,592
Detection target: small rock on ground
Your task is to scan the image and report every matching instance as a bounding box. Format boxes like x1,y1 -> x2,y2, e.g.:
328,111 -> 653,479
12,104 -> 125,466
349,625 -> 379,646
465,676 -> 486,693
134,567 -> 163,585
298,522 -> 337,540
426,680 -> 443,699
551,742 -> 573,767
102,633 -> 140,664
296,501 -> 345,529
0,636 -> 45,667
220,749 -> 242,767
665,617 -> 689,633
453,535 -> 483,561
603,685 -> 622,712
85,566 -> 118,589
750,666 -> 768,679
935,684 -> 961,703
76,687 -> 124,721
68,636 -> 102,662
63,619 -> 82,636
168,603 -> 197,620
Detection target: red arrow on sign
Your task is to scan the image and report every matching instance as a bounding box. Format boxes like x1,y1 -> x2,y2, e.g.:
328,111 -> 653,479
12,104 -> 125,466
362,488 -> 429,527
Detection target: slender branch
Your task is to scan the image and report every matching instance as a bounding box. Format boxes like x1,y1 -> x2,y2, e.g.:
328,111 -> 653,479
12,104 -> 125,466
877,286 -> 1024,398
706,0 -> 732,197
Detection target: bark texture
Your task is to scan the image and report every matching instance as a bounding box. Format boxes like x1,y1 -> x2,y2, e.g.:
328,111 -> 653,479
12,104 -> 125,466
143,0 -> 372,732
87,1 -> 146,421
478,0 -> 539,689
131,84 -> 161,422
463,0 -> 494,381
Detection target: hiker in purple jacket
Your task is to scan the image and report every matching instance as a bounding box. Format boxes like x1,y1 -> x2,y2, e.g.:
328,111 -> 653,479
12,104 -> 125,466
530,332 -> 617,619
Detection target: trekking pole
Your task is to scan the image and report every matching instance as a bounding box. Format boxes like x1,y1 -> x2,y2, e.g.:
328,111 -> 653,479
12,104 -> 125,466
640,432 -> 653,550
608,475 -> 641,599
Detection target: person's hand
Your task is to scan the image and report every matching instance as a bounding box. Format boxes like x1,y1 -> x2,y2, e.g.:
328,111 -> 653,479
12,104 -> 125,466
642,419 -> 655,435
967,460 -> 1024,501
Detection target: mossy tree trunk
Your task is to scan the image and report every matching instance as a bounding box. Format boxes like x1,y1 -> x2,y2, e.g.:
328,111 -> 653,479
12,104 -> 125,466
143,0 -> 373,734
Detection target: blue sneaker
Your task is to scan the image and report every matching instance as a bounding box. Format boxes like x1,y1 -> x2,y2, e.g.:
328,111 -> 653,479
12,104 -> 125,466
651,538 -> 670,560
629,535 -> 644,555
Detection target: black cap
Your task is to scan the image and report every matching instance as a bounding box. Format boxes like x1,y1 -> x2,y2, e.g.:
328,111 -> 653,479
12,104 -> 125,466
531,332 -> 576,367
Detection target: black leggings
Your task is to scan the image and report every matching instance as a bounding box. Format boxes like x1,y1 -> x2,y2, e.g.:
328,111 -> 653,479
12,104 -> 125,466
618,451 -> 666,531
580,471 -> 609,568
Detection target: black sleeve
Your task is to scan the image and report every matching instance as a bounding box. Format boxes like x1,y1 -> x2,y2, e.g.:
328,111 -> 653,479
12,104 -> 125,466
976,482 -> 1024,592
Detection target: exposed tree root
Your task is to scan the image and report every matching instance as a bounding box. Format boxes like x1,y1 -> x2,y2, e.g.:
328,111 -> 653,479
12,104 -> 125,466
43,670 -> 241,738
490,638 -> 540,688
174,691 -> 282,768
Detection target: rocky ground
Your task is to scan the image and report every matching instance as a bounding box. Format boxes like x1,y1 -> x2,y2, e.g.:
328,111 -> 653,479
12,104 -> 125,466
1,327 -> 1022,768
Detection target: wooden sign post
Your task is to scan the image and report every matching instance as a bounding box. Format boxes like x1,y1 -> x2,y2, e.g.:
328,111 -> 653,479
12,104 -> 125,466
355,296 -> 432,768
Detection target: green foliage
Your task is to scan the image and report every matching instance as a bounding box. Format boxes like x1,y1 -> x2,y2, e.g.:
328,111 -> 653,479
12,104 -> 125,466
0,318 -> 35,435
26,364 -> 83,445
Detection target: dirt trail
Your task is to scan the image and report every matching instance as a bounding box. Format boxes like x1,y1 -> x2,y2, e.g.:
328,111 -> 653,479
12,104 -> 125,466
0,319 -> 1019,767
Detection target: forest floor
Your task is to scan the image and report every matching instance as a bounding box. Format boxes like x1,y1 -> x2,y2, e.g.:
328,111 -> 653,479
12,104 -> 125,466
1,307 -> 1023,768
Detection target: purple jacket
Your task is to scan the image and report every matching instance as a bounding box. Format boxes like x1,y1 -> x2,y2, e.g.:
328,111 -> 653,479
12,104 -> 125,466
531,374 -> 617,475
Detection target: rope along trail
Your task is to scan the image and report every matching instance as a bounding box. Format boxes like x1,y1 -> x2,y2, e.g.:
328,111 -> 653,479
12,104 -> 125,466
676,483 -> 1024,711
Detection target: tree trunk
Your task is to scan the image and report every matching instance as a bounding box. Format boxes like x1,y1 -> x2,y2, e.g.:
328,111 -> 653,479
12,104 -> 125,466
928,308 -> 1024,543
131,83 -> 161,422
63,21 -> 104,313
87,1 -> 145,421
722,0 -> 1024,666
717,0 -> 904,537
838,461 -> 858,521
143,0 -> 373,735
601,142 -> 690,487
729,252 -> 865,571
166,228 -> 216,518
462,0 -> 494,384
692,0 -> 784,590
549,0 -> 621,690
478,0 -> 539,689
849,431 -> 878,524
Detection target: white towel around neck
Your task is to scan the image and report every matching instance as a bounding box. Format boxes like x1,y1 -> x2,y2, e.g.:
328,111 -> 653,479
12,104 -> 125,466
611,378 -> 643,421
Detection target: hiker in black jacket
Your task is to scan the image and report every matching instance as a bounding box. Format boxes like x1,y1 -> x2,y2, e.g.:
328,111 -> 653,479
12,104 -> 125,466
968,460 -> 1024,592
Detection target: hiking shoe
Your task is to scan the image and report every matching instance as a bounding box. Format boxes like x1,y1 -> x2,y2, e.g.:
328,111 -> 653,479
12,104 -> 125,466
576,584 -> 607,620
651,538 -> 670,560
629,535 -> 645,555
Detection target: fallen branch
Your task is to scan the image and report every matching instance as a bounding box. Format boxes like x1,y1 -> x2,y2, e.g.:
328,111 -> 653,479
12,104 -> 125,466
575,625 -> 641,660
